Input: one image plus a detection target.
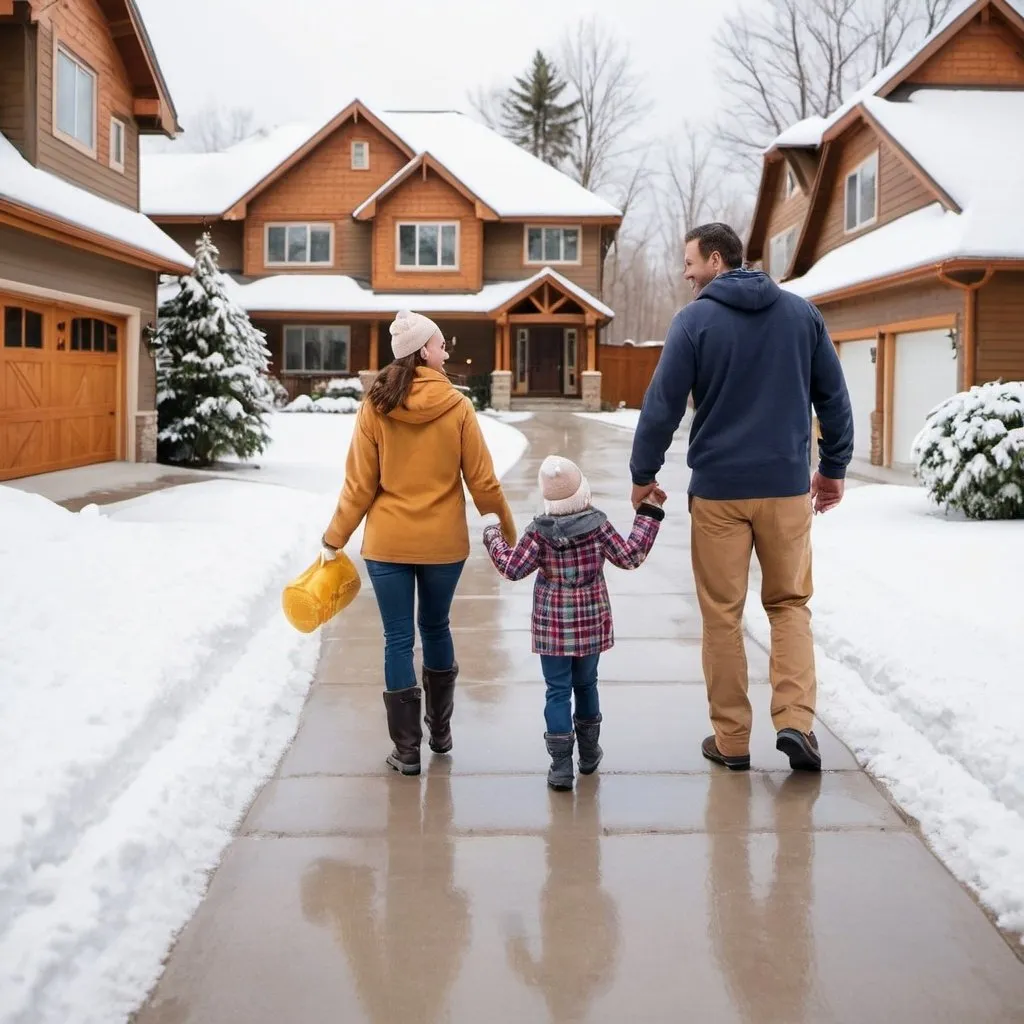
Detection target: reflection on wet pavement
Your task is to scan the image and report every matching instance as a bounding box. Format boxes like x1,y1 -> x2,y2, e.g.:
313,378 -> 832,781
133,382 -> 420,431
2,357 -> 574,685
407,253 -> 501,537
134,412 -> 1024,1024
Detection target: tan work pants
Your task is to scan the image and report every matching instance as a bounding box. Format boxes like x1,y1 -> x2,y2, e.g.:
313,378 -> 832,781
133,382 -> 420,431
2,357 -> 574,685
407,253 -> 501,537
690,495 -> 815,756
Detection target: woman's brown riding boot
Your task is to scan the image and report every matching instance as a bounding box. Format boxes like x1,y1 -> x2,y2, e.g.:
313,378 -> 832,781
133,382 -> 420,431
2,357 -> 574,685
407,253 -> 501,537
382,687 -> 423,775
422,661 -> 459,754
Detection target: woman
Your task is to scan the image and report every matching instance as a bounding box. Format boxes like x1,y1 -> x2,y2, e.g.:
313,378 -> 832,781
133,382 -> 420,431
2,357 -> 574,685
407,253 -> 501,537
321,310 -> 516,776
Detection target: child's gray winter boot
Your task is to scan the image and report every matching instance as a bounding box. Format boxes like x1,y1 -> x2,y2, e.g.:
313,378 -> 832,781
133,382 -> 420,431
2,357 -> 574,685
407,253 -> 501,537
573,714 -> 603,774
544,732 -> 576,791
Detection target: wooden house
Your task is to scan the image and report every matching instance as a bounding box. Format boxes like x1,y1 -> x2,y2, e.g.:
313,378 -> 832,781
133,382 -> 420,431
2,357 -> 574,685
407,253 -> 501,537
746,0 -> 1024,468
143,101 -> 623,410
0,0 -> 190,481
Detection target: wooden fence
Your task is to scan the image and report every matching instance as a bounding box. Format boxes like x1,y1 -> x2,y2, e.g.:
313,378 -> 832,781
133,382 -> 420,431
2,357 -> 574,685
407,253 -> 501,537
599,344 -> 663,409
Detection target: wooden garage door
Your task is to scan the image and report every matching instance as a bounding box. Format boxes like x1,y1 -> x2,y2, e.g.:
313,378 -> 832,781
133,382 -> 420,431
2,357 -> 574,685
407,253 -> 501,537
0,295 -> 123,481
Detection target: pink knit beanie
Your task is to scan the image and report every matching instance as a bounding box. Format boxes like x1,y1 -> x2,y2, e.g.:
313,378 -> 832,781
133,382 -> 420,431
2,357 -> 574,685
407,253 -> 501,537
390,309 -> 441,359
538,455 -> 591,516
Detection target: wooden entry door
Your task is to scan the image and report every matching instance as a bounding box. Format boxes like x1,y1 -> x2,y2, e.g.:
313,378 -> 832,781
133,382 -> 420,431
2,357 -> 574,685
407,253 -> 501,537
1,296 -> 122,480
524,326 -> 563,395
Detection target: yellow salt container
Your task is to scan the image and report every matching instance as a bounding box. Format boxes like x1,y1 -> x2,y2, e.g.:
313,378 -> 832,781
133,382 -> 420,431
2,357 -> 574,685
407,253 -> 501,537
281,551 -> 362,633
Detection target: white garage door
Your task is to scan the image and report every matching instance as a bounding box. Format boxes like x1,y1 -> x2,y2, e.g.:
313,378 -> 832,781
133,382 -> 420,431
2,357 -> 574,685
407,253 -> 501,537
839,339 -> 876,460
893,329 -> 959,467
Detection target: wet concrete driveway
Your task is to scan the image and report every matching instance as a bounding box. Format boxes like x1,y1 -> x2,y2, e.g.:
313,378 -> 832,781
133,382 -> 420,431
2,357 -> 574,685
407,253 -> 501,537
135,412 -> 1024,1023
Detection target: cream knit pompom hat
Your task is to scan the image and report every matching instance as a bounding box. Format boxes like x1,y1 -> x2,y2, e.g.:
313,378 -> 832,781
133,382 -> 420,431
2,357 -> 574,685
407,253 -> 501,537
390,309 -> 441,360
538,455 -> 591,516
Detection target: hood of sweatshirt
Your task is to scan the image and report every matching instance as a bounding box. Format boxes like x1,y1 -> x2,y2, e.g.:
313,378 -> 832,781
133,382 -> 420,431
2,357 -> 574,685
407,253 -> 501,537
698,268 -> 781,313
388,368 -> 465,424
531,509 -> 608,548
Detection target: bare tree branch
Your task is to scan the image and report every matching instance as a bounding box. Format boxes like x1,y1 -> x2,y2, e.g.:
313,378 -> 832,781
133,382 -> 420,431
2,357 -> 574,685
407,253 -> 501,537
467,85 -> 503,131
189,104 -> 258,153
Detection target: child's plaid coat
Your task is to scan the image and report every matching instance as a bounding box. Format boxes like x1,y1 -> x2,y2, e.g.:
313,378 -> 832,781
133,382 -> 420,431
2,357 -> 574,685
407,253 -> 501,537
483,507 -> 662,656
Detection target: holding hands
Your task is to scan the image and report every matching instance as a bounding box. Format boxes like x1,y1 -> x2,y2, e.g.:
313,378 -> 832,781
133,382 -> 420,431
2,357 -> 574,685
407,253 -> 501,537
631,482 -> 668,510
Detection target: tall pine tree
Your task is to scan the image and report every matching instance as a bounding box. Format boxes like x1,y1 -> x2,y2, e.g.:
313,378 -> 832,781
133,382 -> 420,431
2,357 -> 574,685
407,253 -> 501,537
154,233 -> 274,465
501,50 -> 580,167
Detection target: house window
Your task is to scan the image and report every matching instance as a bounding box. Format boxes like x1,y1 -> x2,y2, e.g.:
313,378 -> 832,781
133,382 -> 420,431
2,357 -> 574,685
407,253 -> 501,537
351,140 -> 369,170
3,306 -> 44,349
55,46 -> 96,152
768,226 -> 798,280
526,226 -> 580,264
397,222 -> 458,269
71,317 -> 118,352
266,224 -> 333,266
844,152 -> 878,233
283,325 -> 350,373
110,117 -> 126,172
515,328 -> 529,389
784,167 -> 798,198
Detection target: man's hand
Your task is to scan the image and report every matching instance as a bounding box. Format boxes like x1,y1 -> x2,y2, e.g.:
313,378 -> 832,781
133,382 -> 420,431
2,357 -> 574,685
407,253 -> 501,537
632,482 -> 667,509
811,472 -> 844,514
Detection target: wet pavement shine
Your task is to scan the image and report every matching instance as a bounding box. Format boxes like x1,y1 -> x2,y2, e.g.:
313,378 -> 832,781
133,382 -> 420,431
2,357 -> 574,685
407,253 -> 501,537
134,412 -> 1024,1024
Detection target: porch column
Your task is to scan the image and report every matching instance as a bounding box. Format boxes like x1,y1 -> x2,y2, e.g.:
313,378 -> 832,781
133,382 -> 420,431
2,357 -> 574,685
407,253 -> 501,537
493,320 -> 503,371
491,314 -> 512,411
502,320 -> 512,372
581,316 -> 602,412
369,320 -> 380,370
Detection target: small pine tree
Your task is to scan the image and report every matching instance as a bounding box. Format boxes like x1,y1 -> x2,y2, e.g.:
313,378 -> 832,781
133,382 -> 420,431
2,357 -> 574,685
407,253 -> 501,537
501,50 -> 580,167
154,233 -> 274,465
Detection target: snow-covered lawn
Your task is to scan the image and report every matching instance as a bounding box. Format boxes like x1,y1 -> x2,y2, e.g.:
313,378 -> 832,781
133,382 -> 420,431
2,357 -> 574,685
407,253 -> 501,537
576,408 -> 642,431
746,485 -> 1024,940
0,409 -> 527,1024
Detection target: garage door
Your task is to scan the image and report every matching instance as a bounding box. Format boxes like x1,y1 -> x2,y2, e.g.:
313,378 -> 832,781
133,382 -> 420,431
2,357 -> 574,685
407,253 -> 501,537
839,339 -> 876,460
1,294 -> 122,481
892,328 -> 959,467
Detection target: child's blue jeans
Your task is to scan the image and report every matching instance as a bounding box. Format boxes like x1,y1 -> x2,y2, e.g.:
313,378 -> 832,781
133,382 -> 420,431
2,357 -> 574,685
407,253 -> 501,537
539,653 -> 601,734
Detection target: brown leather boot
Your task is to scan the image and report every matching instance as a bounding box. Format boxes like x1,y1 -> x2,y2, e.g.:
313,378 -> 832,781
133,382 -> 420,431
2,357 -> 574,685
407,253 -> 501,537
382,687 -> 423,775
423,662 -> 458,754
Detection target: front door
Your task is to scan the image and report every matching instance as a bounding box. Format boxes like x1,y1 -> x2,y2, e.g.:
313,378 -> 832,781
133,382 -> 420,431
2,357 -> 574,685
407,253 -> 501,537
525,326 -> 563,395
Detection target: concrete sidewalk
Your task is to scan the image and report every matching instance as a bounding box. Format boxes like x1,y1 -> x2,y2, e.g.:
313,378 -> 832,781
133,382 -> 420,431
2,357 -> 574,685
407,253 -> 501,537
134,413 -> 1024,1024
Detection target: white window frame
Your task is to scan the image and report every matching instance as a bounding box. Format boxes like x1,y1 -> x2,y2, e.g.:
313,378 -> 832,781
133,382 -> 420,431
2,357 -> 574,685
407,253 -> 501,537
395,221 -> 460,271
784,167 -> 798,198
264,223 -> 335,267
844,151 -> 879,234
53,43 -> 97,157
563,328 -> 578,395
768,226 -> 798,280
524,225 -> 582,265
109,116 -> 126,173
282,325 -> 351,374
351,140 -> 369,170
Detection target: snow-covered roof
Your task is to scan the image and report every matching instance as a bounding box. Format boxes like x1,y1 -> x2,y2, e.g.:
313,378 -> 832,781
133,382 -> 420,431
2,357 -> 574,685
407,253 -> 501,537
784,88 -> 1024,299
142,105 -> 621,220
769,0 -> 1024,151
0,134 -> 191,270
161,267 -> 614,320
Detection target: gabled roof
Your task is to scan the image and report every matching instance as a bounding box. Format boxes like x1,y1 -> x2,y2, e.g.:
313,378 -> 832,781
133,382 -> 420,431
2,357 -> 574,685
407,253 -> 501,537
181,266 -> 614,320
767,0 -> 1024,153
783,89 -> 1024,300
93,0 -> 180,136
352,152 -> 499,222
142,103 -> 623,222
0,133 -> 191,272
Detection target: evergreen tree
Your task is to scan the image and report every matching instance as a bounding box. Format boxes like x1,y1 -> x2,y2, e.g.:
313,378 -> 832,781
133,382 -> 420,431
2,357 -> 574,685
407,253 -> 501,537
154,233 -> 274,465
500,50 -> 580,167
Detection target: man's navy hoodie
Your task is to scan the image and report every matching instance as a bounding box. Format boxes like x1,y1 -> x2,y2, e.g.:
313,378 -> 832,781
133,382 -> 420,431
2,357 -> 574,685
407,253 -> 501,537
630,269 -> 854,500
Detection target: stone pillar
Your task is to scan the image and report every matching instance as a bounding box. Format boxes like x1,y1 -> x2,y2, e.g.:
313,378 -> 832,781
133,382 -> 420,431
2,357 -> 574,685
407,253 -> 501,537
358,369 -> 379,396
135,411 -> 158,463
581,370 -> 602,412
490,369 -> 512,411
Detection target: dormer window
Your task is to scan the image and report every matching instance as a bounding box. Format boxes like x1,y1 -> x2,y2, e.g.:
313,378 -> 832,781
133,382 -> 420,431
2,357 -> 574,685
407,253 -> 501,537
55,45 -> 97,154
844,152 -> 878,233
769,226 -> 798,280
784,167 -> 798,198
351,141 -> 369,170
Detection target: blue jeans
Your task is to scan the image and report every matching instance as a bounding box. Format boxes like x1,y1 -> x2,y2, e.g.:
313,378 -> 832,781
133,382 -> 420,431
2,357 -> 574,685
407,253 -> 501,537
539,654 -> 601,735
365,560 -> 466,691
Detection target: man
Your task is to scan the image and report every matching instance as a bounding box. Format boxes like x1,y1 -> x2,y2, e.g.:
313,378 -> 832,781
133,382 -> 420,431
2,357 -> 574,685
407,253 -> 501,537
630,222 -> 853,772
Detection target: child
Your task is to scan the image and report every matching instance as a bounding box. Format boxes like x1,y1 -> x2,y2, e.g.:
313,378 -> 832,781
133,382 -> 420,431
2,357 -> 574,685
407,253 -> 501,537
483,455 -> 665,791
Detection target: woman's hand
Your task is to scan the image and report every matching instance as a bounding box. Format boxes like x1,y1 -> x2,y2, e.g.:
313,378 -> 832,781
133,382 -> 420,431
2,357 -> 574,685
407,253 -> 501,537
320,536 -> 339,565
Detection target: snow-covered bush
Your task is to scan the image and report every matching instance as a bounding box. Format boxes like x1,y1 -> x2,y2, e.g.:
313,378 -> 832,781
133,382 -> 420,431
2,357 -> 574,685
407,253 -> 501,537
267,375 -> 290,409
154,233 -> 274,465
312,377 -> 363,402
912,380 -> 1024,520
282,394 -> 359,414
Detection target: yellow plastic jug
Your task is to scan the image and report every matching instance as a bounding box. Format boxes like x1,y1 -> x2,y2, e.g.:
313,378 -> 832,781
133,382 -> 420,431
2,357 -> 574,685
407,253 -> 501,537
282,551 -> 362,633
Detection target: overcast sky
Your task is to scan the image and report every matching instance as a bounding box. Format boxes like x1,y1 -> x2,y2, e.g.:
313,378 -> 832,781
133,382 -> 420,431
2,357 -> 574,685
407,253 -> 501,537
137,0 -> 741,148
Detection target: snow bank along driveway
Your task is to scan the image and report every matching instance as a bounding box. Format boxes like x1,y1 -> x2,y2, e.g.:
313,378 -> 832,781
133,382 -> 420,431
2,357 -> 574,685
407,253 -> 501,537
0,411 -> 528,1024
746,485 -> 1024,942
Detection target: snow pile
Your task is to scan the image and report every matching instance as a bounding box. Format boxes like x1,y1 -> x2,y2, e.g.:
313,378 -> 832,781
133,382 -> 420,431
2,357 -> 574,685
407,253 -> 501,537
912,380 -> 1024,520
0,133 -> 190,269
0,480 -> 326,1023
577,409 -> 643,430
318,376 -> 364,397
746,484 -> 1024,939
283,394 -> 359,414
